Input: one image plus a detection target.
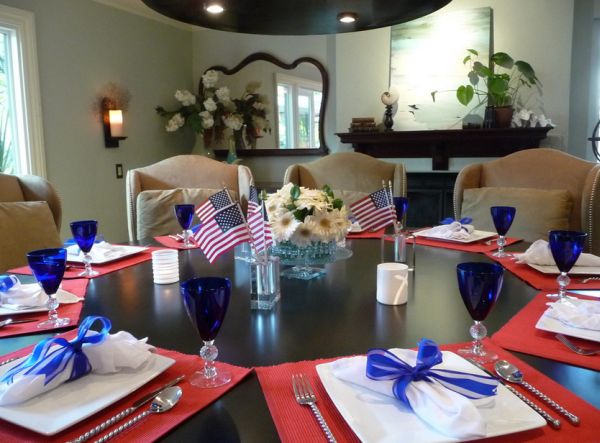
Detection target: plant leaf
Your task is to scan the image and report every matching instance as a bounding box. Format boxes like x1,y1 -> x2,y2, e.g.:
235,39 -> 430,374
430,91 -> 438,102
468,70 -> 479,86
473,62 -> 493,77
463,55 -> 471,65
456,85 -> 474,106
467,49 -> 478,56
488,77 -> 509,96
290,184 -> 300,201
514,60 -> 538,84
491,52 -> 514,69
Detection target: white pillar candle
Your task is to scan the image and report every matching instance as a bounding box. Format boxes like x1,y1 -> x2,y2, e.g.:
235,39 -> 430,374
109,110 -> 124,137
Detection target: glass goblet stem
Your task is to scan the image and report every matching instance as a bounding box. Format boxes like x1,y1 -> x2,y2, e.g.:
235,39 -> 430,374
495,235 -> 506,257
200,340 -> 218,380
557,271 -> 570,301
47,294 -> 59,323
470,320 -> 487,355
182,229 -> 193,248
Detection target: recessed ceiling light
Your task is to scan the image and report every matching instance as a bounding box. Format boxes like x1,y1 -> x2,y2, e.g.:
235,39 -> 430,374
337,12 -> 357,23
205,3 -> 225,14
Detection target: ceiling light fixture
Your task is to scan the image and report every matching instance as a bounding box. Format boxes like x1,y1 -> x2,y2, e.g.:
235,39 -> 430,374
337,12 -> 357,24
205,3 -> 225,14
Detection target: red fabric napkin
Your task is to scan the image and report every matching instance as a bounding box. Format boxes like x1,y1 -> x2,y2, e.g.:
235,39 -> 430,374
492,291 -> 600,371
9,247 -> 164,280
0,279 -> 88,338
346,228 -> 386,239
485,253 -> 600,290
0,331 -> 252,442
154,236 -> 200,250
405,235 -> 521,253
256,340 -> 598,443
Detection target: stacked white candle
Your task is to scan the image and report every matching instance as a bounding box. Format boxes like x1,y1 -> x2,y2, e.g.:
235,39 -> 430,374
152,249 -> 179,284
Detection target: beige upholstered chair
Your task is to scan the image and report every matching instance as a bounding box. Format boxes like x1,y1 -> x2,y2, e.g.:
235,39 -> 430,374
126,155 -> 254,241
283,152 -> 407,205
454,148 -> 600,254
0,173 -> 63,272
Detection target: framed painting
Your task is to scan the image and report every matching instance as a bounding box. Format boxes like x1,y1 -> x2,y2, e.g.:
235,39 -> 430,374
390,7 -> 492,130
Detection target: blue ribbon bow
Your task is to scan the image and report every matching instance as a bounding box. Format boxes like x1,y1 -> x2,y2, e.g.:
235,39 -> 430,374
0,316 -> 111,386
366,339 -> 497,409
440,217 -> 473,225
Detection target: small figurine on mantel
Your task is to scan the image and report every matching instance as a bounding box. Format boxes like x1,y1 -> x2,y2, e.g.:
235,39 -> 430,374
380,87 -> 399,131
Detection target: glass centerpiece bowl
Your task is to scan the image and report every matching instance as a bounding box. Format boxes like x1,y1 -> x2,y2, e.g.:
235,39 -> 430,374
266,184 -> 353,280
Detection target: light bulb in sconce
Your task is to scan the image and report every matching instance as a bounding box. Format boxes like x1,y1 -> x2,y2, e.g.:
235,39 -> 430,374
101,98 -> 127,148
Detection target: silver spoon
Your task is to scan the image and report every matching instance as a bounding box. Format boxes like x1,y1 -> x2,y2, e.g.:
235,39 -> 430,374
0,318 -> 38,328
93,386 -> 182,443
494,360 -> 579,425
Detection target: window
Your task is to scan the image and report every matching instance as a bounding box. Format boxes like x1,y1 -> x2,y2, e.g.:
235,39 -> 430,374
275,73 -> 322,149
0,5 -> 44,176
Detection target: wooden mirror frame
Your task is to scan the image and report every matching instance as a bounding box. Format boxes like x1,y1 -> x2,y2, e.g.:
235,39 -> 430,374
201,52 -> 329,157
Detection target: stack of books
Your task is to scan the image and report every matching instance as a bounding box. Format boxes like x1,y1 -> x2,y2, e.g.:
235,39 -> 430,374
349,117 -> 377,132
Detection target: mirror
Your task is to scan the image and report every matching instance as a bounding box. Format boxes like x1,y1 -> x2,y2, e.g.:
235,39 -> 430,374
201,52 -> 329,157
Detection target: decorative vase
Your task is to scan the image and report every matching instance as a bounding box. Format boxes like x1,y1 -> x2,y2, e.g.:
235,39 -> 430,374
270,240 -> 351,280
233,129 -> 247,150
190,130 -> 215,158
494,106 -> 513,128
383,105 -> 394,131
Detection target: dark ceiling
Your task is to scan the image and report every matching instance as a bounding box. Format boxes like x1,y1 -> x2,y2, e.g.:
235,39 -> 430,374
142,0 -> 452,35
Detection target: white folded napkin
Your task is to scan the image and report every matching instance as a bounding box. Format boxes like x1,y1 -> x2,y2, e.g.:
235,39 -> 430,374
331,348 -> 495,440
426,221 -> 475,240
67,241 -> 121,261
0,282 -> 82,310
545,299 -> 600,331
0,317 -> 154,405
516,239 -> 600,267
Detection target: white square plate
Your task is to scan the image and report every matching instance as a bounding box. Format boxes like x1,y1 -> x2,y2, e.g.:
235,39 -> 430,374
413,229 -> 497,244
0,353 -> 174,435
0,288 -> 79,316
316,352 -> 545,443
525,262 -> 600,276
535,298 -> 600,343
67,244 -> 148,265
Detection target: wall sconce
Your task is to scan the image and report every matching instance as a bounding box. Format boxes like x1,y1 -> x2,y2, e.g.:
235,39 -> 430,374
101,98 -> 127,148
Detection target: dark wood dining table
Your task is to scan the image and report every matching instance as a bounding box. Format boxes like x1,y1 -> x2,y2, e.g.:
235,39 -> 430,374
1,239 -> 599,441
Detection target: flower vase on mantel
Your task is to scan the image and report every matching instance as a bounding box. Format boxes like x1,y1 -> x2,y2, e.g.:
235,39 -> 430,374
190,129 -> 215,158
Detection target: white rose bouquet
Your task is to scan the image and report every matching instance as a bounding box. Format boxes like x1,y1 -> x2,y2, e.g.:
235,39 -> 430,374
266,183 -> 351,247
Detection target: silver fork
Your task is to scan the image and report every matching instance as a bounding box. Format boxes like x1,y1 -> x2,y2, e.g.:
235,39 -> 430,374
292,373 -> 336,442
580,276 -> 600,283
555,333 -> 600,356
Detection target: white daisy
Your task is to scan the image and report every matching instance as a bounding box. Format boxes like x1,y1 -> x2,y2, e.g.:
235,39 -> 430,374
290,222 -> 315,246
270,211 -> 300,242
308,210 -> 337,241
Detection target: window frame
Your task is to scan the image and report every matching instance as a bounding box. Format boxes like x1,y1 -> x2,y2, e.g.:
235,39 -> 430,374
0,4 -> 45,177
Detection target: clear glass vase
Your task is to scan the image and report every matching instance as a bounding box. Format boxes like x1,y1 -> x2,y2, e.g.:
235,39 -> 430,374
270,241 -> 344,280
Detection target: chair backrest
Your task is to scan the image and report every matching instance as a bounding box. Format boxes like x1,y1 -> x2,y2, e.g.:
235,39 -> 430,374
454,148 -> 600,253
125,155 -> 254,241
283,152 -> 407,205
0,173 -> 63,272
0,172 -> 62,229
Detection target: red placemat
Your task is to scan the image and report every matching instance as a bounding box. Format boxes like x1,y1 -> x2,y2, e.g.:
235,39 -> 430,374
256,340 -> 598,443
154,235 -> 200,250
0,331 -> 252,442
9,246 -> 164,279
346,228 -> 386,239
0,279 -> 88,338
491,291 -> 600,371
405,236 -> 521,253
484,253 -> 600,290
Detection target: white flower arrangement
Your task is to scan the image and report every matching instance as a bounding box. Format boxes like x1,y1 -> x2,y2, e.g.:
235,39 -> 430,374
265,183 -> 351,246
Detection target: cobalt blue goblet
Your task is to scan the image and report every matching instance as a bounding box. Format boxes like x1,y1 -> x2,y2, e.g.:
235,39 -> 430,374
27,248 -> 71,329
548,230 -> 587,302
490,206 -> 516,257
457,262 -> 504,362
70,220 -> 99,277
181,277 -> 232,388
174,204 -> 195,248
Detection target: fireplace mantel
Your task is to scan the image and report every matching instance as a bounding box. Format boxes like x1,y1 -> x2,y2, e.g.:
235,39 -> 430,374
336,127 -> 552,170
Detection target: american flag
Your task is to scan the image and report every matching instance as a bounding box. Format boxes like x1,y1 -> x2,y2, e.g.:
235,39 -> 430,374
195,189 -> 234,222
248,204 -> 273,253
196,203 -> 251,263
349,188 -> 395,231
248,185 -> 260,214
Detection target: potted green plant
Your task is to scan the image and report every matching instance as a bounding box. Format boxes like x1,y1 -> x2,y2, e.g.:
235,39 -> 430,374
432,49 -> 541,128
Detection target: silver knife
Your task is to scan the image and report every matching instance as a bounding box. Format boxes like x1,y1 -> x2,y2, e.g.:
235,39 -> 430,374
70,374 -> 185,443
466,358 -> 561,429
